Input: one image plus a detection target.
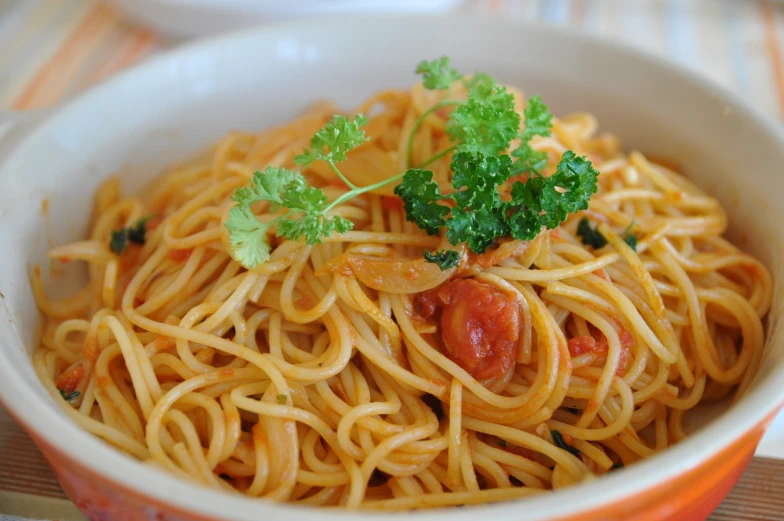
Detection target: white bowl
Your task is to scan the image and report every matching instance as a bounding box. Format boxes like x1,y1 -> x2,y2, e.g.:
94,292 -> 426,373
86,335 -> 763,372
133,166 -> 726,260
1,15 -> 783,521
107,0 -> 466,39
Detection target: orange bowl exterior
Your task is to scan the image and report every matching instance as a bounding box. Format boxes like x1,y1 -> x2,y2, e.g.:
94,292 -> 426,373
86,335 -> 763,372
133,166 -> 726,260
17,409 -> 773,521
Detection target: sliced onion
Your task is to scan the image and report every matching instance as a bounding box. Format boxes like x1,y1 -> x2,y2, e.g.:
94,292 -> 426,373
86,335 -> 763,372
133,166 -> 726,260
318,244 -> 465,294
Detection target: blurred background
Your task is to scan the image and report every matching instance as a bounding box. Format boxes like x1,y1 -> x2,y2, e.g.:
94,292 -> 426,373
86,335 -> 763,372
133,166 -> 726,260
1,0 -> 784,120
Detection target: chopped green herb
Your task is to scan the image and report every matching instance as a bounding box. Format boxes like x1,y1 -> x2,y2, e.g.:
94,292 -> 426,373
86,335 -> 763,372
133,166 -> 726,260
620,220 -> 638,251
496,438 -> 507,449
576,218 -> 607,249
276,394 -> 288,405
551,430 -> 580,458
612,461 -> 625,469
109,215 -> 154,254
59,389 -> 80,402
624,233 -> 638,251
424,249 -> 460,271
109,229 -> 127,254
566,407 -> 579,415
577,218 -> 638,252
127,215 -> 153,244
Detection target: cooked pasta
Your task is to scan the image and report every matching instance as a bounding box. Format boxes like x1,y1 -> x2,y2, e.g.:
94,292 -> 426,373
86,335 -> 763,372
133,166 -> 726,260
32,72 -> 772,509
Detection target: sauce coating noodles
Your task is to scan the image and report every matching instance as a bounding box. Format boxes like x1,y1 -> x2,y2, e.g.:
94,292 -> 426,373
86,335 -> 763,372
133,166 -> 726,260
33,83 -> 772,509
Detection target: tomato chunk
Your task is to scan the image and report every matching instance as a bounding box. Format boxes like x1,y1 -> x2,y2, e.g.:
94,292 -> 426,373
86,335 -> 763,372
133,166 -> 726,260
55,364 -> 84,393
416,278 -> 522,381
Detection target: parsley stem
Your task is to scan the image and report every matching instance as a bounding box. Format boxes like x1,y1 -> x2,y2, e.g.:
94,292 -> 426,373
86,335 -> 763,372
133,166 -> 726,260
406,99 -> 461,168
418,145 -> 456,169
329,161 -> 358,190
322,171 -> 407,214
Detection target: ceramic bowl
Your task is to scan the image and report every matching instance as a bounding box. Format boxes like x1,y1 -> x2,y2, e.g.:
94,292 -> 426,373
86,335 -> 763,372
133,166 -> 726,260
0,15 -> 783,521
106,0 -> 466,39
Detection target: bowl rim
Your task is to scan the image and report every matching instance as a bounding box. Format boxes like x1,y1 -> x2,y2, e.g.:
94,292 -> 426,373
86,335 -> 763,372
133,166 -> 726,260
1,13 -> 783,521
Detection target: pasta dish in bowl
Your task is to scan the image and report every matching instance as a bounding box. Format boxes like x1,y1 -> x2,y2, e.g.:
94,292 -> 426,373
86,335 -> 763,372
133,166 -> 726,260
0,15 -> 782,521
31,57 -> 771,509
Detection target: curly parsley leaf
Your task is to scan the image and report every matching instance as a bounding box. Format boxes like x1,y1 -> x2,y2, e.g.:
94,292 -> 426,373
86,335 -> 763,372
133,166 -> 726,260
447,83 -> 520,157
227,113 -> 386,268
447,206 -> 508,253
277,214 -> 352,246
511,95 -> 553,175
520,95 -> 552,142
295,114 -> 369,166
451,151 -> 513,210
547,151 -> 599,215
226,204 -> 274,268
506,152 -> 599,241
232,167 -> 302,207
424,249 -> 460,270
416,56 -> 462,90
227,175 -> 355,268
393,169 -> 449,235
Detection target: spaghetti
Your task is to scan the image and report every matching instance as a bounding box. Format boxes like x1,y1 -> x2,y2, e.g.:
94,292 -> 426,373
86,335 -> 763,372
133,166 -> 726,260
32,79 -> 772,509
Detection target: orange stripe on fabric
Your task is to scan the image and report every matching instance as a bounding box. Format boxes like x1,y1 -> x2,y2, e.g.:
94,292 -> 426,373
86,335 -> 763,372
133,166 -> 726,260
760,0 -> 784,120
91,28 -> 155,84
12,3 -> 119,109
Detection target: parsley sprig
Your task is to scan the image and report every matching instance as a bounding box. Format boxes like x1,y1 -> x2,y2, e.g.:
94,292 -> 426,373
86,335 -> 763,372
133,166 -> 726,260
226,115 -> 408,268
225,57 -> 600,270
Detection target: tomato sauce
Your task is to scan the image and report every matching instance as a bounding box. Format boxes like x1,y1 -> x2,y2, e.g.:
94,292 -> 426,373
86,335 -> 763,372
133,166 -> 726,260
416,278 -> 522,381
168,248 -> 193,262
567,328 -> 633,376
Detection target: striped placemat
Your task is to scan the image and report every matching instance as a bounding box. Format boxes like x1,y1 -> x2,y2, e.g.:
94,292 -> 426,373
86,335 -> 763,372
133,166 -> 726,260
2,0 -> 784,519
